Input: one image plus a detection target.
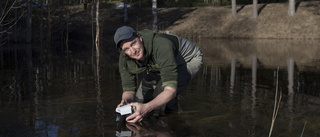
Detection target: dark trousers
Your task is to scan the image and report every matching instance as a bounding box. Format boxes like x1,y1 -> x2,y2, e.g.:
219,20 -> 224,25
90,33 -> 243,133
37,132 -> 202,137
135,63 -> 193,113
135,53 -> 203,113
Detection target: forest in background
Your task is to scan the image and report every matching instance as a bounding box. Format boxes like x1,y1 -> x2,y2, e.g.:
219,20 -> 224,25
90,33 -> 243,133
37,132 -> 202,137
0,0 -> 315,44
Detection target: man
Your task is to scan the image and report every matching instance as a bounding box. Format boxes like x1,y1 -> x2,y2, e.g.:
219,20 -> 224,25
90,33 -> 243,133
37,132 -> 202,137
114,26 -> 202,123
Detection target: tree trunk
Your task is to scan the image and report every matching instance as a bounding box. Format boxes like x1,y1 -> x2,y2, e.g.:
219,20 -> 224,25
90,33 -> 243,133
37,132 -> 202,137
152,0 -> 157,32
288,0 -> 295,16
0,0 -> 2,17
14,5 -> 18,42
26,0 -> 33,43
84,1 -> 88,11
66,10 -> 69,55
47,1 -> 52,49
95,0 -> 100,57
0,0 -> 2,43
40,0 -> 44,43
91,0 -> 95,70
26,44 -> 34,95
231,0 -> 236,15
0,44 -> 3,85
253,0 -> 258,18
95,0 -> 100,90
124,0 -> 128,23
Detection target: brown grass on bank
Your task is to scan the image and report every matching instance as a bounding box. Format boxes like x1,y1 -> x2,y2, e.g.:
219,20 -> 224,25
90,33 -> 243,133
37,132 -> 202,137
63,1 -> 320,47
166,1 -> 320,39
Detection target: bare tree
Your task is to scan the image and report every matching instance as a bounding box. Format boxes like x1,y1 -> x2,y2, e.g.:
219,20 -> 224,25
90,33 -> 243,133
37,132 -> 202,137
253,0 -> 258,18
0,0 -> 27,44
288,0 -> 295,16
232,0 -> 236,15
95,0 -> 100,57
152,0 -> 157,32
94,0 -> 101,102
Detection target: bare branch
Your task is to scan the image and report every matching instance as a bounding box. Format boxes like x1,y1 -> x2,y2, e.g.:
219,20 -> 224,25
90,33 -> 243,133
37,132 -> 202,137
0,0 -> 27,44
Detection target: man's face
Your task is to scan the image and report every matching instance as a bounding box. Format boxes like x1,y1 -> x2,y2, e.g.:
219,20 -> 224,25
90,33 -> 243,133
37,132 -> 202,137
120,36 -> 144,61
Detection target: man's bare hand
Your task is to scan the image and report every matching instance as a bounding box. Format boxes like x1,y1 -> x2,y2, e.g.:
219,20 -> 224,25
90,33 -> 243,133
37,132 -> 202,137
116,99 -> 126,108
126,102 -> 152,123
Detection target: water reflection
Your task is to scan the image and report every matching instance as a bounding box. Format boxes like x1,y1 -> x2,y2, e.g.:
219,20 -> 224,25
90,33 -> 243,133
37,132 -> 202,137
115,119 -> 174,137
1,39 -> 320,136
251,56 -> 257,119
230,58 -> 236,95
197,39 -> 320,69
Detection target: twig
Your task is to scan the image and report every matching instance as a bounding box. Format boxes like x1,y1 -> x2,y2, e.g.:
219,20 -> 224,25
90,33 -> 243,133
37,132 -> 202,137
300,121 -> 307,137
269,67 -> 282,137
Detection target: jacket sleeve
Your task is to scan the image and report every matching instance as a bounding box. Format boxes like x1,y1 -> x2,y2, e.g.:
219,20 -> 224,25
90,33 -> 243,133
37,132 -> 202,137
153,35 -> 178,90
119,55 -> 137,92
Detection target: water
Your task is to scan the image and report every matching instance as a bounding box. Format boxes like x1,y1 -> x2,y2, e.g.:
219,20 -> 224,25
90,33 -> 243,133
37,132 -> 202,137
1,39 -> 320,137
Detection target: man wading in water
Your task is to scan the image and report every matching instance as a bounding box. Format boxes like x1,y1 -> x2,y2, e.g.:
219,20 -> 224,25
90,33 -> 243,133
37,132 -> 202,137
114,26 -> 203,123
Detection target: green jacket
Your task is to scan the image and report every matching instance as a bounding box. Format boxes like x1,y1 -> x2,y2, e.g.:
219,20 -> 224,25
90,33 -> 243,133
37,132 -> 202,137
119,29 -> 180,92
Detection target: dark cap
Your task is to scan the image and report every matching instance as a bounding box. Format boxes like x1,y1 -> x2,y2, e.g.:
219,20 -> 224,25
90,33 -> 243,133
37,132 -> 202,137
114,26 -> 136,48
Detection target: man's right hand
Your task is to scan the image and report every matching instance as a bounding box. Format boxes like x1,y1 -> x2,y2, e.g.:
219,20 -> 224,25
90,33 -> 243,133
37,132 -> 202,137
116,91 -> 135,109
116,99 -> 126,108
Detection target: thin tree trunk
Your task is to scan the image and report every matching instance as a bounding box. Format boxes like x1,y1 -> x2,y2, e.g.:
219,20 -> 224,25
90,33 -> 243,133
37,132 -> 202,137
95,0 -> 100,97
95,0 -> 100,57
47,1 -> 51,48
253,0 -> 258,18
14,6 -> 18,42
91,0 -> 95,67
26,0 -> 33,43
14,44 -> 21,101
66,10 -> 69,56
288,0 -> 295,16
232,0 -> 236,15
40,0 -> 44,43
124,0 -> 128,23
0,0 -> 3,44
26,44 -> 34,96
152,0 -> 157,32
0,44 -> 3,87
0,0 -> 2,19
91,0 -> 95,46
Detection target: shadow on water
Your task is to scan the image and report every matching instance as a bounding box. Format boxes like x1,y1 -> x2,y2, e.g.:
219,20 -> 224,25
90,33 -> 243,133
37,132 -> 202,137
1,39 -> 320,136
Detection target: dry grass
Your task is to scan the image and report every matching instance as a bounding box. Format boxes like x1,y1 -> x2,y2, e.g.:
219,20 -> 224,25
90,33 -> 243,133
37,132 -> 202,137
165,1 -> 320,39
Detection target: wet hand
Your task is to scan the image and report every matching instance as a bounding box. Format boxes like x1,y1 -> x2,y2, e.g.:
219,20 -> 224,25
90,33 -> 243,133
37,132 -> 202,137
126,102 -> 151,123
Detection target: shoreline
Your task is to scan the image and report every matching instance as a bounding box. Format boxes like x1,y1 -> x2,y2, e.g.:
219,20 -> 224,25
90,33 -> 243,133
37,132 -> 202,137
162,1 -> 320,39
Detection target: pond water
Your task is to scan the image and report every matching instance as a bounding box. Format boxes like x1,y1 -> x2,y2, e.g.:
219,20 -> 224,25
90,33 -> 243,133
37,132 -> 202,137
1,39 -> 320,137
